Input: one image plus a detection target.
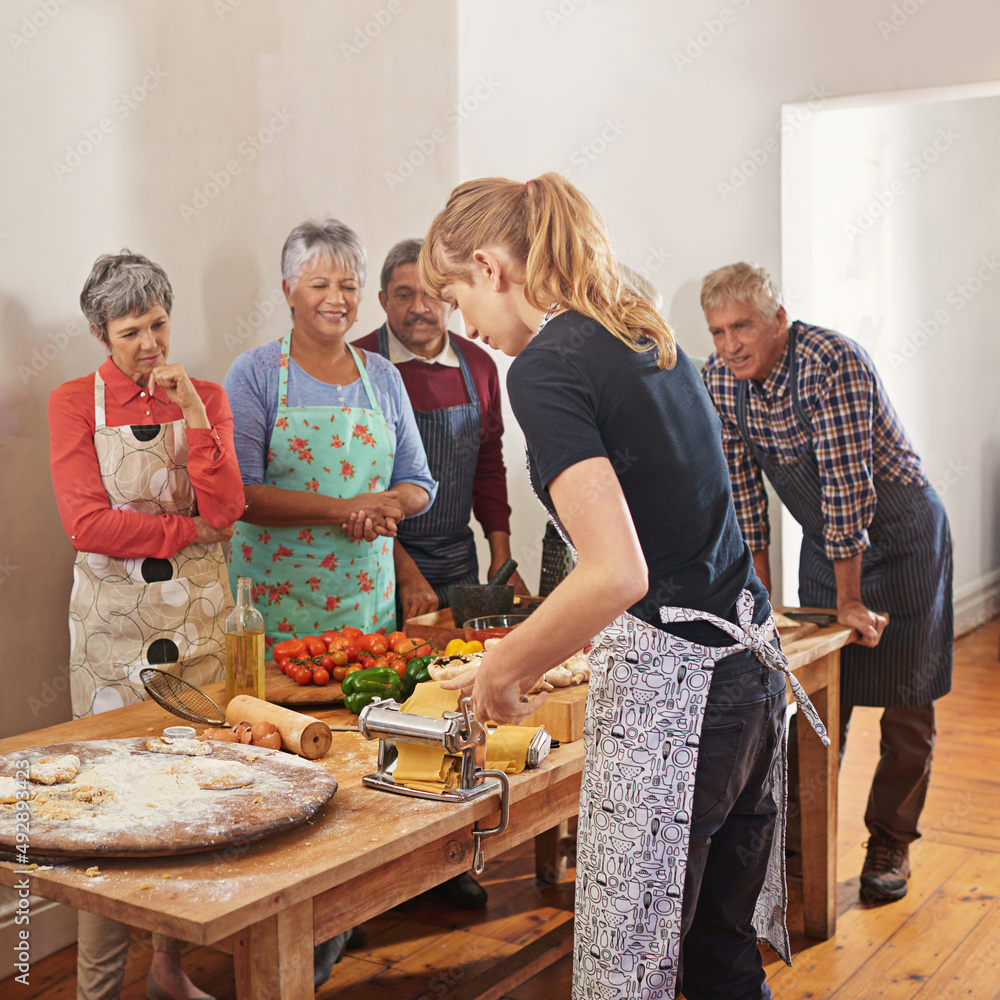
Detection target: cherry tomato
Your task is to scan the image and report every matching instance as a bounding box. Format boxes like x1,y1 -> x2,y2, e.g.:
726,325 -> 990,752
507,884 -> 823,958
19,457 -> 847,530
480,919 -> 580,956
358,633 -> 389,657
318,653 -> 335,670
301,635 -> 327,657
342,664 -> 363,679
330,649 -> 348,666
385,653 -> 407,678
273,638 -> 306,661
396,638 -> 433,662
370,654 -> 390,672
294,666 -> 313,685
385,631 -> 409,652
312,667 -> 330,686
341,641 -> 359,661
332,665 -> 349,682
340,626 -> 364,641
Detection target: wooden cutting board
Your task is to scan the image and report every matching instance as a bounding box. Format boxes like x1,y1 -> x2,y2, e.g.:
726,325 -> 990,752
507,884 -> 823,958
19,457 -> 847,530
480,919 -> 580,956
264,660 -> 345,706
518,684 -> 588,743
0,738 -> 336,861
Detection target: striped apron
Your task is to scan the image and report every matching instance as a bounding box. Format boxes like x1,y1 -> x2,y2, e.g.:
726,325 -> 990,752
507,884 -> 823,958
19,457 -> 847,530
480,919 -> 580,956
375,324 -> 481,607
735,327 -> 953,707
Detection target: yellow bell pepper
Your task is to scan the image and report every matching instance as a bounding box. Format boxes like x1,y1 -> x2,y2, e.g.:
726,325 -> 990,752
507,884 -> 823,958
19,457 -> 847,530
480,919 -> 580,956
444,638 -> 485,656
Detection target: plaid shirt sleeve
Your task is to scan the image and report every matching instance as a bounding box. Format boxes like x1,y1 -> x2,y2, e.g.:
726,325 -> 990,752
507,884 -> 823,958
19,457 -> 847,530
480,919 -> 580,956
720,411 -> 770,551
808,349 -> 878,560
702,361 -> 770,551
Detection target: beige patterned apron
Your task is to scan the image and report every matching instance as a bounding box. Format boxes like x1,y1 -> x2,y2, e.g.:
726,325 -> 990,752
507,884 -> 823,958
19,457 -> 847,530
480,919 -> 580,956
68,371 -> 232,718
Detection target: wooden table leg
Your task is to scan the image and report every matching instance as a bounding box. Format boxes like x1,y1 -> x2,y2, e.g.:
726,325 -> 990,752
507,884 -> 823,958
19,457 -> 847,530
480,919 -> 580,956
232,898 -> 313,999
797,650 -> 840,940
535,820 -> 570,884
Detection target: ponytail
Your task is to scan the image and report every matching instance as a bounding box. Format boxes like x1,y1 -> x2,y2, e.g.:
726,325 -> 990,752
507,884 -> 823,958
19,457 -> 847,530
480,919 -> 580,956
420,173 -> 676,369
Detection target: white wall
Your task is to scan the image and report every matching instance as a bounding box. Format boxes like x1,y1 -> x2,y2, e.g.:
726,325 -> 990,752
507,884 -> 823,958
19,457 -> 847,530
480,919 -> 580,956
454,0 -> 1000,617
782,86 -> 1000,627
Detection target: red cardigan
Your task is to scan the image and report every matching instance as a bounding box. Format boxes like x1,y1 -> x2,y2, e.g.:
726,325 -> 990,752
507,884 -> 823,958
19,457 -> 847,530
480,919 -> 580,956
48,357 -> 245,559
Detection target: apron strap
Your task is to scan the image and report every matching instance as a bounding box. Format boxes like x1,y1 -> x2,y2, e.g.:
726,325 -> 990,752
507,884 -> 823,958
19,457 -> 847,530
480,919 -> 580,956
348,343 -> 384,418
658,594 -> 829,746
278,330 -> 385,420
453,336 -> 480,406
94,371 -> 107,430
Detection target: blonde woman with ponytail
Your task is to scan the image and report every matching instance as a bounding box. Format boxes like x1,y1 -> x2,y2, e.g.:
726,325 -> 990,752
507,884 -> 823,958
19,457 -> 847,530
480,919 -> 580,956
422,174 -> 826,1000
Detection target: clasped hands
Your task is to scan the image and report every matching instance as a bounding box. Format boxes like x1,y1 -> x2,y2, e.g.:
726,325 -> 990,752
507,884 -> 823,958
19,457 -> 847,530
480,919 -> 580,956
342,491 -> 404,542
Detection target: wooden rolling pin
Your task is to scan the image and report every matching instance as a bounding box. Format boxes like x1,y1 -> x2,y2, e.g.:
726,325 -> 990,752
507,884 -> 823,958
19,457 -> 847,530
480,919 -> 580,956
225,695 -> 332,760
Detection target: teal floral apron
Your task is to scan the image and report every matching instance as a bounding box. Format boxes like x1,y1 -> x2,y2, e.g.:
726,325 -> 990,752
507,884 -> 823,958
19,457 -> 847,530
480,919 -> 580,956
230,332 -> 396,642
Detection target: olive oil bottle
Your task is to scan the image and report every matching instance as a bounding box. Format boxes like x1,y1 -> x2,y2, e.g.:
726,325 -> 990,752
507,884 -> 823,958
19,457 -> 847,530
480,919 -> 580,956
225,577 -> 265,701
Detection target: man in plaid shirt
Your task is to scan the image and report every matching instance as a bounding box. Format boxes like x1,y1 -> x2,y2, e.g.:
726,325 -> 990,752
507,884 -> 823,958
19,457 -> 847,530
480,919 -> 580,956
700,262 -> 953,904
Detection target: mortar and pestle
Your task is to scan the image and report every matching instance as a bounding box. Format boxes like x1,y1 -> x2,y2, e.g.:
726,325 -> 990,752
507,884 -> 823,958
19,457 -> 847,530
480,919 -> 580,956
448,558 -> 519,628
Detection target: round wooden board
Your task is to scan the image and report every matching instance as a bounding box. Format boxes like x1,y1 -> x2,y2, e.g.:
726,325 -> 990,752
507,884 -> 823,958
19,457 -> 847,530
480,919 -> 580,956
0,739 -> 336,860
264,660 -> 346,706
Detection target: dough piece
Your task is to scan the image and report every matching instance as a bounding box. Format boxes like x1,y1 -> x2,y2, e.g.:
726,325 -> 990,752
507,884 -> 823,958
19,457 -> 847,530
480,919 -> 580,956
196,770 -> 254,790
0,776 -> 34,803
30,754 -> 81,785
179,759 -> 255,790
427,653 -> 482,682
145,737 -> 212,757
74,785 -> 114,805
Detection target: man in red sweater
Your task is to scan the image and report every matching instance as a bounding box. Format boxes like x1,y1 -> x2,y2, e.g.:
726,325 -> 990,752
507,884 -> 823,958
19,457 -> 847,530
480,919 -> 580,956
354,238 -> 529,623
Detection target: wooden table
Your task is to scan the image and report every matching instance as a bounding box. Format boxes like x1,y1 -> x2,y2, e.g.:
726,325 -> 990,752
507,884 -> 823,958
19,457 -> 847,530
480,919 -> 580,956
779,613 -> 856,940
0,614 -> 854,997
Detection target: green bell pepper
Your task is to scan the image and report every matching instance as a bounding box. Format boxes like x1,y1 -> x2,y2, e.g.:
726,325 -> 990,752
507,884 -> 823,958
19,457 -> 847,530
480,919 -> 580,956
401,654 -> 436,699
341,666 -> 401,714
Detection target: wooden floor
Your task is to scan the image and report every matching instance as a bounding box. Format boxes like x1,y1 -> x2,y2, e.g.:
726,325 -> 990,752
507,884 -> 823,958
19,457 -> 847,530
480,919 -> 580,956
8,620 -> 999,999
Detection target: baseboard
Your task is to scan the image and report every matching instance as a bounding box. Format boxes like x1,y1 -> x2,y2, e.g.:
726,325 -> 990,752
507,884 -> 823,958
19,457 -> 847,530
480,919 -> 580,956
953,569 -> 1000,638
0,889 -> 77,982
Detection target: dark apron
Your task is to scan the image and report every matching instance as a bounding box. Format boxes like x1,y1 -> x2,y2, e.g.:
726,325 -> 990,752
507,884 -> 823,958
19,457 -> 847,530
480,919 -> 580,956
375,324 -> 481,607
735,323 -> 953,707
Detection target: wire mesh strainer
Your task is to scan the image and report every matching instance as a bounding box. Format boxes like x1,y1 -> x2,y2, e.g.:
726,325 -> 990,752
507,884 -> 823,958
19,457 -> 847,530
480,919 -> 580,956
139,668 -> 227,726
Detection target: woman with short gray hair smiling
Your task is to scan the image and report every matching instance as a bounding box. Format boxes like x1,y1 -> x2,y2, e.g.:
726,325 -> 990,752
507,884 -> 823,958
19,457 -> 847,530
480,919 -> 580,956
224,217 -> 436,647
48,250 -> 244,998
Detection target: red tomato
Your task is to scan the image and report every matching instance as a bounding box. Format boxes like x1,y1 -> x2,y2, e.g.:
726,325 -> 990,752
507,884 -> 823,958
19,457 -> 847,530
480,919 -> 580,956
273,638 -> 306,661
294,666 -> 313,685
340,626 -> 364,640
396,638 -> 433,662
358,633 -> 389,657
370,655 -> 390,672
329,649 -> 348,666
385,653 -> 407,678
312,667 -> 330,686
318,653 -> 335,670
385,631 -> 409,652
301,635 -> 327,657
320,630 -> 341,646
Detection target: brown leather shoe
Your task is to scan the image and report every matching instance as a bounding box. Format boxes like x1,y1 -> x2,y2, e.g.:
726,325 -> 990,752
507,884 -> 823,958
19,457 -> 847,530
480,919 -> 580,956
860,836 -> 911,902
